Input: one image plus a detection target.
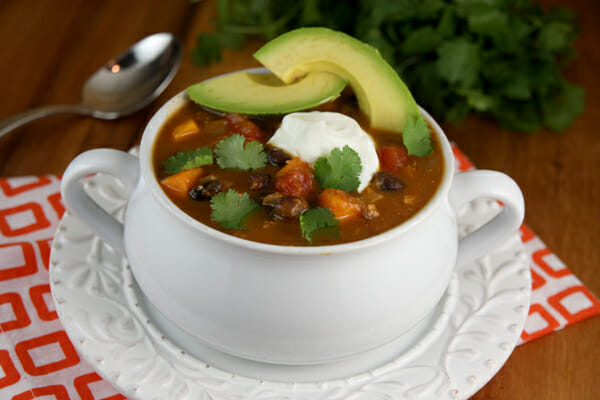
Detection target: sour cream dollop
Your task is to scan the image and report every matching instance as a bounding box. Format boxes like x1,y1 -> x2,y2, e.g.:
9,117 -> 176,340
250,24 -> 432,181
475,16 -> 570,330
268,111 -> 379,192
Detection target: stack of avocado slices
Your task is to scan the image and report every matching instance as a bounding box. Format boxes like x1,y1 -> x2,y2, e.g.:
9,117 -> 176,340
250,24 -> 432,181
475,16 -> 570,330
188,27 -> 421,134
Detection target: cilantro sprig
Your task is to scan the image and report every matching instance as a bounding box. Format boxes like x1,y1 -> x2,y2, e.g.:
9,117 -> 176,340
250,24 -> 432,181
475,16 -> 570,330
210,189 -> 259,229
163,147 -> 213,174
403,115 -> 433,157
215,134 -> 268,170
192,0 -> 583,132
300,207 -> 340,243
314,145 -> 362,192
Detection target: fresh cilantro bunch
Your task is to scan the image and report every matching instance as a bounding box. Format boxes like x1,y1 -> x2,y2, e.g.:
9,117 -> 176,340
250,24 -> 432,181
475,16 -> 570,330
192,0 -> 583,132
389,1 -> 584,131
314,145 -> 362,191
191,0 -> 356,66
214,134 -> 268,170
163,147 -> 213,173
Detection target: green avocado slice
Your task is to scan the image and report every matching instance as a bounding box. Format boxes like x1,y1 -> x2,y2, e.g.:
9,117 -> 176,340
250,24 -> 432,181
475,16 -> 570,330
254,27 -> 420,133
187,71 -> 347,115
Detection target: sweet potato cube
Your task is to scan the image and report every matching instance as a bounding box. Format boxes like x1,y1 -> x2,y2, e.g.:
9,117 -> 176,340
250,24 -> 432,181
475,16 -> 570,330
172,119 -> 202,142
160,167 -> 203,197
318,188 -> 362,221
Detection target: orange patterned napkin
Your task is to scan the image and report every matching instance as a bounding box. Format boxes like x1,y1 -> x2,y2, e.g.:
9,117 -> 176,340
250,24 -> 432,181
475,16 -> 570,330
0,145 -> 598,399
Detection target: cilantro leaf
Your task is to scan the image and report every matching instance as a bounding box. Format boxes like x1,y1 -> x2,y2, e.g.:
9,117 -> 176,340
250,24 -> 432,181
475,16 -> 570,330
401,26 -> 442,55
210,189 -> 259,230
214,134 -> 268,170
163,147 -> 213,174
437,5 -> 456,38
537,21 -> 574,53
300,207 -> 340,243
216,30 -> 246,50
416,0 -> 445,19
436,37 -> 480,88
457,89 -> 496,111
466,6 -> 509,38
491,100 -> 541,133
541,80 -> 585,131
403,114 -> 433,157
191,33 -> 222,66
314,145 -> 362,192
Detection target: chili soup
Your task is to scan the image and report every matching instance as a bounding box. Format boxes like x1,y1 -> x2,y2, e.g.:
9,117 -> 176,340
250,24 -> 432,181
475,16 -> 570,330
152,92 -> 444,246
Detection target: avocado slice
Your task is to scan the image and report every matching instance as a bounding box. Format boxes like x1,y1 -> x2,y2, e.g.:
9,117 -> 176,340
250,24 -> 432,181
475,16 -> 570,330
187,70 -> 347,115
254,27 -> 420,133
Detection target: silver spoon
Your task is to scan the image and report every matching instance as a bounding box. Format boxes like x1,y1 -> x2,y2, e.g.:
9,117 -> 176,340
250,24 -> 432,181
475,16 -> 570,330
0,32 -> 182,139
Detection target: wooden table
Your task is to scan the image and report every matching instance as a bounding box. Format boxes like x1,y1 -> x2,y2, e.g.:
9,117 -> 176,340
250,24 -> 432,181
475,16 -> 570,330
0,1 -> 597,398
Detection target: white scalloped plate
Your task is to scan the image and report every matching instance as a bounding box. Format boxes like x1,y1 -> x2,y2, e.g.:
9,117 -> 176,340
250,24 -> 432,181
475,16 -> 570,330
50,174 -> 530,400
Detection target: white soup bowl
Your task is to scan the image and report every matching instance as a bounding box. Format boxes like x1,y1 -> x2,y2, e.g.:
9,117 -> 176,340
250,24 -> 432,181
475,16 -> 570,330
61,75 -> 524,365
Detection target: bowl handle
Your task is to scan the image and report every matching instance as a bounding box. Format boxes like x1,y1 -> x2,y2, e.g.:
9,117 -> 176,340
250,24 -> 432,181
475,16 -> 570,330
60,149 -> 140,254
448,170 -> 525,268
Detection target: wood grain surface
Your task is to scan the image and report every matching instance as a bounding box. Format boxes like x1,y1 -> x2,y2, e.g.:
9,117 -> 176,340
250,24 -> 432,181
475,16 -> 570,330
0,0 -> 597,398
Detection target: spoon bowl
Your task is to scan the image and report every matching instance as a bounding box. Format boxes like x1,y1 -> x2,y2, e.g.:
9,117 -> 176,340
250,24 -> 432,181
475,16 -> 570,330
82,33 -> 182,118
0,32 -> 182,138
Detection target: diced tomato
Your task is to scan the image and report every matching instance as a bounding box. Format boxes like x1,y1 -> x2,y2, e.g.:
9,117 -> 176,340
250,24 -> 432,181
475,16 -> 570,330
225,113 -> 266,142
160,167 -> 203,197
275,158 -> 315,198
377,145 -> 409,174
172,119 -> 202,142
318,188 -> 363,221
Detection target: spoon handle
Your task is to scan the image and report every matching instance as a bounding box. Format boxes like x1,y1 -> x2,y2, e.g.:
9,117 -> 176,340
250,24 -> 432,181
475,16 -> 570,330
0,104 -> 90,139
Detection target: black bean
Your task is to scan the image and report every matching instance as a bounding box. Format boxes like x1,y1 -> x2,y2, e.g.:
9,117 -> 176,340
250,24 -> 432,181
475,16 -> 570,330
262,193 -> 309,220
372,172 -> 404,192
249,173 -> 272,191
189,180 -> 222,200
266,146 -> 292,167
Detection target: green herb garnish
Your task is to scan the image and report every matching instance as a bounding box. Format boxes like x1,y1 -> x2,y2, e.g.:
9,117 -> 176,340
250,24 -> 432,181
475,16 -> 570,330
300,207 -> 340,243
163,147 -> 213,174
210,189 -> 259,229
191,31 -> 246,66
192,0 -> 584,131
314,145 -> 362,192
403,114 -> 433,157
214,134 -> 268,170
